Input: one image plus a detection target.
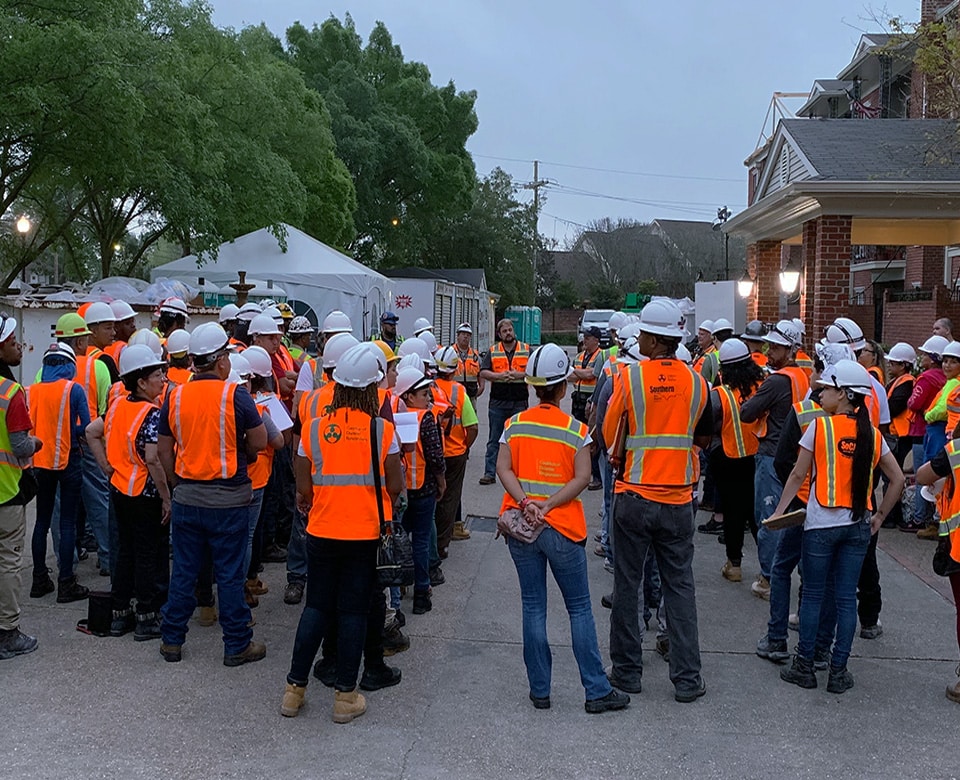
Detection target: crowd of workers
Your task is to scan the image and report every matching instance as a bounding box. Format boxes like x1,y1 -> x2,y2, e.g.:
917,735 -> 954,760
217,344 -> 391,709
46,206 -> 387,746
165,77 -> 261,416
1,295 -> 959,721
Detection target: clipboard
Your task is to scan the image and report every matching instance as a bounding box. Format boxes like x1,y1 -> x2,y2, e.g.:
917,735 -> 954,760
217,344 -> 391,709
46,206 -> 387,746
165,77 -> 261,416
762,509 -> 806,530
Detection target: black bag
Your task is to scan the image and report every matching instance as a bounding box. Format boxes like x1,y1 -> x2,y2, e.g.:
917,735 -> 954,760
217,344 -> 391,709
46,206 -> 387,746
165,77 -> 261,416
371,417 -> 414,588
933,537 -> 960,577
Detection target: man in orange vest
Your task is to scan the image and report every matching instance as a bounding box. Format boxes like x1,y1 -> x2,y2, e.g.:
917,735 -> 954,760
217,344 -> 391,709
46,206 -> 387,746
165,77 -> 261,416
453,323 -> 483,400
478,319 -> 529,485
603,300 -> 713,703
157,322 -> 268,666
570,326 -> 604,490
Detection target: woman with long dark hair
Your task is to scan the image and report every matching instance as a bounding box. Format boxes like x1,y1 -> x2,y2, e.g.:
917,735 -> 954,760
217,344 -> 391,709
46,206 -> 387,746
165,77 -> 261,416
772,360 -> 903,694
710,339 -> 765,583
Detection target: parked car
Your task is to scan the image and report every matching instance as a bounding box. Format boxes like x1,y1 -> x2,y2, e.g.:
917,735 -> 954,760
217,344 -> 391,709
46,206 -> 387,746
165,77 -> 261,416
577,309 -> 616,349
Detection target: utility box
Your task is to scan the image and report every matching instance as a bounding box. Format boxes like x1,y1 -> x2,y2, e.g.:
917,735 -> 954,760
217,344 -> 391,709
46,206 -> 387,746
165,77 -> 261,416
694,281 -> 746,334
505,305 -> 542,346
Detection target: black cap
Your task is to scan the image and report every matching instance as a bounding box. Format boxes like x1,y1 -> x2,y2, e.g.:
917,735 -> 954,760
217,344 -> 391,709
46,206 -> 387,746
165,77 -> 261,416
583,326 -> 603,340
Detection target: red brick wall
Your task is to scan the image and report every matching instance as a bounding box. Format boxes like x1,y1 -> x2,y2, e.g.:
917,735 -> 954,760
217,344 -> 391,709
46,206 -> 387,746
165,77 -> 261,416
542,308 -> 583,334
852,269 -> 874,303
905,245 -> 945,288
883,285 -> 960,347
810,216 -> 853,336
748,239 -> 782,323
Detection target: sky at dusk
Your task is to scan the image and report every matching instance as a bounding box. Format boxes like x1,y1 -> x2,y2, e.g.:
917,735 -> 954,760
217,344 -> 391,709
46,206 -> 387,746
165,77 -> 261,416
212,1 -> 922,244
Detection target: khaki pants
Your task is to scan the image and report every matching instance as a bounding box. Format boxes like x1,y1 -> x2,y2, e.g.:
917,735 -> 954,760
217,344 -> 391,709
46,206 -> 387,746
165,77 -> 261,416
0,503 -> 26,631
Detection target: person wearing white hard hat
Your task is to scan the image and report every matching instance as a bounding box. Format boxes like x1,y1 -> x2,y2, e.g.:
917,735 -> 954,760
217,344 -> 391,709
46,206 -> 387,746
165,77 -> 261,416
478,319 -> 530,485
570,326 -> 605,490
156,297 -> 189,340
296,333 -> 360,425
232,301 -> 262,348
282,342 -> 404,722
773,360 -> 903,695
881,343 -> 917,530
452,323 -> 483,400
418,330 -> 438,357
790,318 -> 814,379
157,322 -> 268,667
106,300 -> 137,366
84,344 -> 170,640
603,299 -> 712,702
219,303 -> 242,347
165,329 -> 192,386
707,339 -> 765,584
739,319 -> 810,600
692,320 -> 718,384
321,310 -> 353,336
412,317 -> 433,338
128,328 -> 163,360
493,343 -> 629,714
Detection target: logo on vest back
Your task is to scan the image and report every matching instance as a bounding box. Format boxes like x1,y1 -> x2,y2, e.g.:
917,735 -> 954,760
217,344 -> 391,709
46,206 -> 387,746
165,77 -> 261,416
323,424 -> 343,443
837,437 -> 857,458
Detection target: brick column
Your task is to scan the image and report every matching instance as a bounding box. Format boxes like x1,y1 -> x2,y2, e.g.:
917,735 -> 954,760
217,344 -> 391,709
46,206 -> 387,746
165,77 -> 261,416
810,215 -> 853,337
748,239 -> 781,323
904,246 -> 945,290
800,219 -> 818,338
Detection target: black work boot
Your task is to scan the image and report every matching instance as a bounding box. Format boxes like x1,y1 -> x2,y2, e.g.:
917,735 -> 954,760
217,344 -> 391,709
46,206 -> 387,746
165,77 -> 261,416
110,608 -> 136,637
359,663 -> 402,691
30,569 -> 55,598
56,576 -> 89,604
0,627 -> 39,659
134,613 -> 162,642
780,655 -> 817,689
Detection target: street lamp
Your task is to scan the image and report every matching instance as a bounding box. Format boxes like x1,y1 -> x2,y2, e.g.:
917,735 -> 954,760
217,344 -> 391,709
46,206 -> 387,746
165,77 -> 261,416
779,256 -> 801,295
738,270 -> 755,298
713,206 -> 732,280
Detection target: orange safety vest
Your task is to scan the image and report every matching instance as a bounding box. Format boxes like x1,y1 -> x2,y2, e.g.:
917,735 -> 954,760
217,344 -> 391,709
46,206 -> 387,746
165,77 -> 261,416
76,349 -> 103,419
275,344 -> 296,400
616,358 -> 708,490
302,408 -> 395,540
167,365 -> 192,386
795,349 -> 814,382
107,381 -> 125,410
792,400 -> 826,504
29,379 -> 77,471
810,414 -> 882,511
867,365 -> 885,385
168,381 -> 239,481
947,384 -> 960,438
247,397 -> 276,491
105,340 -> 125,366
693,346 -> 717,376
754,366 -> 809,440
403,408 -> 436,490
490,341 -> 529,377
573,347 -> 602,393
104,397 -> 156,496
298,382 -> 335,427
888,373 -> 915,437
500,403 -> 588,542
454,347 -> 481,384
229,337 -> 246,352
936,440 -> 960,563
716,385 -> 759,458
752,351 -> 769,370
864,384 -> 882,428
434,377 -> 469,457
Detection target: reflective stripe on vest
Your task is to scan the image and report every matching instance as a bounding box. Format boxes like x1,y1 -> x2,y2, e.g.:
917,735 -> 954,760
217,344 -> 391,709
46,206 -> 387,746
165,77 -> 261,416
717,386 -> 758,458
812,415 -> 880,510
105,398 -> 154,496
306,416 -> 383,488
776,366 -> 809,403
29,379 -> 75,471
403,408 -> 433,490
490,341 -> 530,378
939,442 -> 960,537
792,400 -> 826,505
574,348 -> 601,393
0,379 -> 22,501
77,354 -> 100,419
170,381 -> 238,480
455,348 -> 481,383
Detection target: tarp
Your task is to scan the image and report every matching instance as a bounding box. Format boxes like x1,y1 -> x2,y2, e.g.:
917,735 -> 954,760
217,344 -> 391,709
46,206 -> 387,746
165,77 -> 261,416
150,225 -> 393,337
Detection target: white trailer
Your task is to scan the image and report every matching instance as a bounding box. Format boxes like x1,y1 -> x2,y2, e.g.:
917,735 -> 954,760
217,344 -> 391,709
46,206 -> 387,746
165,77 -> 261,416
388,277 -> 495,349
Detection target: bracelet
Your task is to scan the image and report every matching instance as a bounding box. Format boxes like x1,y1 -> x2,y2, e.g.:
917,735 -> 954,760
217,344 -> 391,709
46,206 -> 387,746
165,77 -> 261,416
519,497 -> 530,511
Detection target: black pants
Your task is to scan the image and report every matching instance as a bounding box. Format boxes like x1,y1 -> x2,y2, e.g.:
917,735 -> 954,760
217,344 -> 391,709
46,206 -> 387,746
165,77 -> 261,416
320,583 -> 387,669
856,530 -> 881,627
571,392 -> 600,481
709,449 -> 755,565
884,435 -> 913,527
263,443 -> 295,548
110,490 -> 169,613
435,452 -> 468,552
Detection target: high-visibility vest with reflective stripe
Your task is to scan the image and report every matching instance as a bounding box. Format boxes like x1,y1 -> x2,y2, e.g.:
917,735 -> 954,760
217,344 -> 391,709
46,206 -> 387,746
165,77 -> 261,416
888,373 -> 915,437
499,403 -> 588,542
404,408 -> 435,490
0,379 -> 24,502
167,366 -> 192,386
574,348 -> 602,393
868,365 -> 885,385
602,360 -> 622,381
811,414 -> 881,511
947,384 -> 960,438
247,398 -> 276,490
275,344 -> 296,400
936,441 -> 960,561
298,382 -> 334,428
865,385 -> 882,428
716,385 -> 759,458
302,409 -> 395,540
76,350 -> 103,419
792,400 -> 826,504
755,366 -> 809,439
490,341 -> 529,378
693,346 -> 717,376
29,379 -> 76,471
795,349 -> 814,382
752,351 -> 769,370
105,340 -> 125,367
454,347 -> 481,384
620,359 -> 708,488
107,381 -> 125,410
168,381 -> 239,481
434,378 -> 469,457
104,397 -> 155,496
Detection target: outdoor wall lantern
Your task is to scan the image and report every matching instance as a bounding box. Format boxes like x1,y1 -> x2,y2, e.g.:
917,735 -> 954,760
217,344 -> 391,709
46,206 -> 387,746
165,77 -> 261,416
779,257 -> 801,295
737,270 -> 754,298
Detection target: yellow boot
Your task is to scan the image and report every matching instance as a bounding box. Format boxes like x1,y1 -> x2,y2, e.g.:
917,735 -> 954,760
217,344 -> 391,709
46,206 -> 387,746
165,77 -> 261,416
452,521 -> 471,540
281,683 -> 306,717
333,688 -> 367,724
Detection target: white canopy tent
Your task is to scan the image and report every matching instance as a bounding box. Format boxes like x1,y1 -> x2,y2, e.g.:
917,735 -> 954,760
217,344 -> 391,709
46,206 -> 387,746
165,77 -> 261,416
150,225 -> 393,337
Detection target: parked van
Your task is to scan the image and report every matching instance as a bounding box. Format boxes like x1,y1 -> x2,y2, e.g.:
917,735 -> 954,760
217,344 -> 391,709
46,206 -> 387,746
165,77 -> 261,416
577,309 -> 616,349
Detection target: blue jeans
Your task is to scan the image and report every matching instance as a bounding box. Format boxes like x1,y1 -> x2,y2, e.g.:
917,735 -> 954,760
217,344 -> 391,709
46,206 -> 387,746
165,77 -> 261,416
912,441 -> 931,524
754,454 -> 783,580
797,521 -> 871,669
161,501 -> 252,655
286,509 -> 308,584
484,401 -> 528,478
768,525 -> 803,641
243,488 -> 265,576
599,453 -> 615,560
402,493 -> 436,593
80,445 -> 111,572
34,457 -> 83,580
507,526 -> 612,700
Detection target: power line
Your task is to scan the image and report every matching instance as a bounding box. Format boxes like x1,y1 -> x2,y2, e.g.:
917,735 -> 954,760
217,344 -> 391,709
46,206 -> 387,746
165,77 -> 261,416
553,184 -> 746,210
472,152 -> 743,183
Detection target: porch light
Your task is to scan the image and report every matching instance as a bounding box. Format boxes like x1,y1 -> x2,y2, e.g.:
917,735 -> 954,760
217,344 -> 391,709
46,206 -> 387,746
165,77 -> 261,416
779,257 -> 801,294
737,270 -> 754,298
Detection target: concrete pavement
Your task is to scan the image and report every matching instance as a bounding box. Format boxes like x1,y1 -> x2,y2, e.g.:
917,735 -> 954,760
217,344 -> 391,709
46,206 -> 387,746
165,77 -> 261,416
4,388 -> 957,779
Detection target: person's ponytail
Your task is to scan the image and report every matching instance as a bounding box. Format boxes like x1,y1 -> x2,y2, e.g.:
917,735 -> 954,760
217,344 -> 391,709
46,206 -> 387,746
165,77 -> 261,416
850,397 -> 873,518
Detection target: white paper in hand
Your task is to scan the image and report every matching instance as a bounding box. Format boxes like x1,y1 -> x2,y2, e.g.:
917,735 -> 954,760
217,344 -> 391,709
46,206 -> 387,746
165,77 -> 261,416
393,411 -> 420,444
260,393 -> 293,432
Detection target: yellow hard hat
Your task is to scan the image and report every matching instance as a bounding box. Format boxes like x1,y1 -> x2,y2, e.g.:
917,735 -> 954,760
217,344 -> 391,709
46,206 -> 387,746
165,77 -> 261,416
373,339 -> 398,363
276,302 -> 294,320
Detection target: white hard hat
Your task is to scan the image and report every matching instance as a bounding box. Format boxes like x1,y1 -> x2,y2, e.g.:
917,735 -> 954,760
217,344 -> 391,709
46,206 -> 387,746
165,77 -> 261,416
718,338 -> 751,364
262,305 -> 283,325
219,303 -> 240,323
943,341 -> 960,360
396,353 -> 424,373
607,312 -> 628,333
362,341 -> 388,376
617,336 -> 643,364
321,332 -> 360,369
83,301 -> 117,325
413,317 -> 433,336
229,352 -> 253,379
435,346 -> 459,371
397,337 -> 429,359
118,344 -> 166,378
763,320 -> 801,347
249,314 -> 282,337
188,322 -> 229,359
321,310 -> 353,335
419,331 -> 438,354
258,298 -> 277,310
639,300 -> 686,338
128,329 -> 163,360
618,322 -> 642,341
791,317 -> 806,335
697,319 -> 715,333
825,317 -> 866,350
43,342 -> 75,364
676,343 -> 693,365
109,300 -> 136,321
815,342 -> 855,368
456,322 -> 472,334
394,366 -> 431,396
237,302 -> 262,322
711,318 -> 734,335
817,359 -> 872,395
919,335 -> 950,357
165,329 -> 190,356
242,345 -> 273,378
159,297 -> 189,321
525,343 -> 572,386
287,316 -> 313,335
887,342 -> 917,364
333,343 -> 382,388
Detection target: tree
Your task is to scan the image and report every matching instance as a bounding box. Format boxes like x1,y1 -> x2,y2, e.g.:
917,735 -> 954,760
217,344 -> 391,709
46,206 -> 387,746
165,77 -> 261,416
888,13 -> 960,119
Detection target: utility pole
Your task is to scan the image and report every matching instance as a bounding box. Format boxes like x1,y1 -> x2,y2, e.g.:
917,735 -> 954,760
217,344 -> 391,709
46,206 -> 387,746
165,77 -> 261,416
523,160 -> 549,304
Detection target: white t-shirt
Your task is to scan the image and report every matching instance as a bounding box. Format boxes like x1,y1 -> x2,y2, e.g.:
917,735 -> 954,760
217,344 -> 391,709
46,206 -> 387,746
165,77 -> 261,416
296,360 -> 320,394
798,421 -> 889,530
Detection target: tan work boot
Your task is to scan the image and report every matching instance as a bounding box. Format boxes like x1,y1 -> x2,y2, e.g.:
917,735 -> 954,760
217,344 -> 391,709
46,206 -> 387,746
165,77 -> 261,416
246,578 -> 269,595
244,582 -> 260,608
751,575 -> 771,600
721,560 -> 742,582
452,521 -> 471,540
917,523 -> 940,540
333,688 -> 367,724
948,665 -> 960,704
281,682 -> 307,717
196,606 -> 217,627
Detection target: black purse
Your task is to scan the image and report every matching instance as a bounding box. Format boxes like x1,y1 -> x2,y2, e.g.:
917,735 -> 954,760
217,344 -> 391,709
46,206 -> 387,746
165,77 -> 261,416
933,536 -> 960,577
371,417 -> 414,588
